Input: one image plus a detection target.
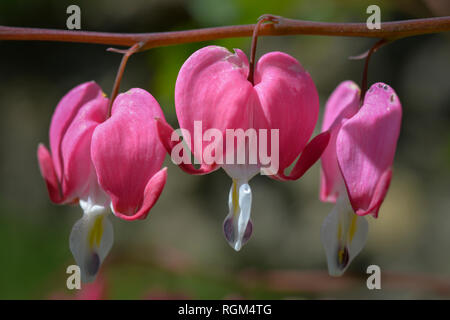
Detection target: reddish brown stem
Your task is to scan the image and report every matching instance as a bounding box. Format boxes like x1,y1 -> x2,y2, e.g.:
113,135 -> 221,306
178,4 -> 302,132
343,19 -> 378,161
106,42 -> 143,118
359,39 -> 389,103
1,16 -> 449,51
248,15 -> 278,84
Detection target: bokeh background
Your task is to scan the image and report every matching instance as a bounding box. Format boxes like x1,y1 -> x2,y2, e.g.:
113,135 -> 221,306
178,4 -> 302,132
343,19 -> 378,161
1,0 -> 449,299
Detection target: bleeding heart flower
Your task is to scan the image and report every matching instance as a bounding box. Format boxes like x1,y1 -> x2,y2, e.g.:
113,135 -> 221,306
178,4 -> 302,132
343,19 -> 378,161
319,81 -> 402,276
156,45 -> 329,251
38,83 -> 167,282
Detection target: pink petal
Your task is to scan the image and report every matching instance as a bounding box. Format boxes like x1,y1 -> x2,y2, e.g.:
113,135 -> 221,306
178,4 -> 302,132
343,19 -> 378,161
358,168 -> 392,217
337,83 -> 402,217
320,81 -> 360,202
61,97 -> 109,201
37,144 -> 63,203
274,131 -> 330,181
155,118 -> 219,175
91,89 -> 167,219
113,168 -> 167,221
49,81 -> 104,180
175,46 -> 254,162
253,51 -> 320,173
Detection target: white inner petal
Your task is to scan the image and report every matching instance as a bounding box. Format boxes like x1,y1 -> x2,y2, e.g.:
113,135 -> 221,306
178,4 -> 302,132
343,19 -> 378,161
320,193 -> 368,277
79,169 -> 110,208
223,179 -> 253,251
70,200 -> 113,283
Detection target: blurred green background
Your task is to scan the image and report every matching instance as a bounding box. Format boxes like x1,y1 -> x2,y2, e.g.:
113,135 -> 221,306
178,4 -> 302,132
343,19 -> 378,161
1,0 -> 450,299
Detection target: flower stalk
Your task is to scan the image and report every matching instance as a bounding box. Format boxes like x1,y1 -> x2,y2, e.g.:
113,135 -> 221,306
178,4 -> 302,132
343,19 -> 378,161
106,42 -> 143,117
247,15 -> 278,84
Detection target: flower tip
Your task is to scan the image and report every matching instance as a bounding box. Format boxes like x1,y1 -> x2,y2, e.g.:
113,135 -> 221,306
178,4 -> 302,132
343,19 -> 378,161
69,211 -> 113,284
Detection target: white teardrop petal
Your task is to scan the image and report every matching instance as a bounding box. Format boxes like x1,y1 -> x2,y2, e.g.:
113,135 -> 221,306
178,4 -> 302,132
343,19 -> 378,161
69,204 -> 113,283
320,194 -> 368,277
347,214 -> 368,266
235,183 -> 252,251
223,180 -> 253,251
321,203 -> 342,276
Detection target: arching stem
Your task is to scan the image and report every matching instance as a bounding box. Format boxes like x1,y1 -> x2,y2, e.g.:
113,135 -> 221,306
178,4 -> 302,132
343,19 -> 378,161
247,15 -> 279,85
355,39 -> 389,104
106,42 -> 144,118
